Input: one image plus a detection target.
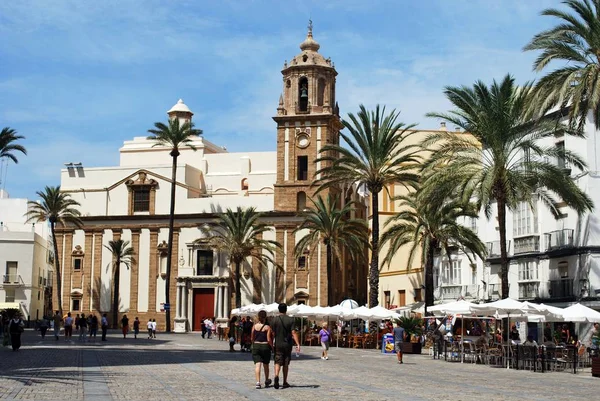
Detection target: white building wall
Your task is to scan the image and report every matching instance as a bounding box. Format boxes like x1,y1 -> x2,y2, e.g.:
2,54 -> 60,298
444,112 -> 600,308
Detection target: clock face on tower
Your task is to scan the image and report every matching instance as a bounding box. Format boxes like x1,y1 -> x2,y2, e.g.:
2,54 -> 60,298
296,133 -> 310,148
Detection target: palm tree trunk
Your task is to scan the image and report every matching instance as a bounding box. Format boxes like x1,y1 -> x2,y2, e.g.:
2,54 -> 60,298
498,197 -> 509,299
425,240 -> 436,309
165,151 -> 179,332
112,256 -> 120,328
50,222 -> 63,317
326,243 -> 333,306
235,261 -> 241,309
369,190 -> 380,308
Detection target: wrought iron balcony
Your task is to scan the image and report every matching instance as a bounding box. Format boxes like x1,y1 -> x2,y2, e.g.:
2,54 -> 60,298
486,240 -> 511,258
437,284 -> 480,300
549,278 -> 574,298
513,236 -> 540,255
518,282 -> 539,300
2,275 -> 24,286
545,229 -> 574,251
488,283 -> 501,301
440,285 -> 462,300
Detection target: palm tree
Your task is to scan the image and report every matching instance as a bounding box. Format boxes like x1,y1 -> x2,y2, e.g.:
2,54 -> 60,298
25,186 -> 82,316
524,0 -> 600,130
0,127 -> 27,163
381,185 -> 486,310
199,207 -> 281,309
147,117 -> 202,332
316,105 -> 421,308
424,75 -> 594,298
104,240 -> 135,328
294,194 -> 368,305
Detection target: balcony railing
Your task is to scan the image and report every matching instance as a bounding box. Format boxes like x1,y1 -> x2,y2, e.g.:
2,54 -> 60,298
486,240 -> 511,258
2,275 -> 24,286
488,283 -> 501,301
513,236 -> 540,255
549,278 -> 574,298
438,284 -> 480,300
518,282 -> 539,300
545,229 -> 574,251
440,285 -> 462,300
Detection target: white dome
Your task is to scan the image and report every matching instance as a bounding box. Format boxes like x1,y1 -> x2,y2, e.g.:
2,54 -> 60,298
167,99 -> 193,115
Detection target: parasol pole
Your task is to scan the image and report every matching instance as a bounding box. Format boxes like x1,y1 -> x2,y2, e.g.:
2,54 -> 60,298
461,314 -> 464,363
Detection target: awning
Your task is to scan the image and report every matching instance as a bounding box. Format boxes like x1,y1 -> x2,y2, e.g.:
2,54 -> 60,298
0,302 -> 20,310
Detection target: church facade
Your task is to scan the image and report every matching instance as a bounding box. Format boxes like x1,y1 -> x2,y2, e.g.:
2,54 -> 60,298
54,26 -> 367,331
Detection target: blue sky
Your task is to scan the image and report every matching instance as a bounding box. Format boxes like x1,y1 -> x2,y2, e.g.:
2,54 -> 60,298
0,0 -> 560,199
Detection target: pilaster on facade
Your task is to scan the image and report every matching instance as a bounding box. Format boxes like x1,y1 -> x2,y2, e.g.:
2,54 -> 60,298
92,230 -> 103,312
62,231 -> 74,313
82,232 -> 93,311
148,228 -> 159,312
130,228 -> 141,312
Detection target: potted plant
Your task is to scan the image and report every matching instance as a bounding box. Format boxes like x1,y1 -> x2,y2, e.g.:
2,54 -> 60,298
395,316 -> 423,354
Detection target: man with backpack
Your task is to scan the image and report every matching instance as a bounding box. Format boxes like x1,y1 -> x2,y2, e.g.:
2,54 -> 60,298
270,303 -> 300,389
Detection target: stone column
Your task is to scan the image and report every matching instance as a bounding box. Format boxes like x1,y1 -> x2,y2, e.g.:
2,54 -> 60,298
174,281 -> 186,333
92,230 -> 103,312
148,229 -> 159,313
83,231 -> 93,312
216,286 -> 223,319
129,229 -> 141,313
223,286 -> 230,318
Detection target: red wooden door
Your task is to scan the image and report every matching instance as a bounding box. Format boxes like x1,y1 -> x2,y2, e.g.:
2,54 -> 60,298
192,288 -> 215,331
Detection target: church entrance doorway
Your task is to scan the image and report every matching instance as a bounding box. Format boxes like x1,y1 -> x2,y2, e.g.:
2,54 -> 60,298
192,288 -> 215,331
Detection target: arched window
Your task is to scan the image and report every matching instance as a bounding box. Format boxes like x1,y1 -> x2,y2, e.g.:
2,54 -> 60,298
241,178 -> 249,191
298,77 -> 309,112
317,78 -> 326,106
297,191 -> 307,211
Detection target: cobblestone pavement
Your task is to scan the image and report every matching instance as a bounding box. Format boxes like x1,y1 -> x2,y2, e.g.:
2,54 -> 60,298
1,330 -> 598,400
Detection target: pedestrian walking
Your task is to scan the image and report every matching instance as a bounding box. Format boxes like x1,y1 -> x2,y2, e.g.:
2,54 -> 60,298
39,316 -> 49,340
393,321 -> 406,364
204,317 -> 213,339
147,319 -> 153,339
101,313 -> 109,341
319,322 -> 331,360
9,315 -> 24,351
90,315 -> 98,339
64,312 -> 74,341
151,319 -> 157,338
228,316 -> 238,352
53,311 -> 62,340
79,313 -> 88,341
201,316 -> 206,338
270,303 -> 300,389
133,317 -> 140,339
251,310 -> 273,389
121,315 -> 129,338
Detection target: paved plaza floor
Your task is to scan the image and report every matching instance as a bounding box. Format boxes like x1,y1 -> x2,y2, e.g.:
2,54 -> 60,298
0,329 -> 597,400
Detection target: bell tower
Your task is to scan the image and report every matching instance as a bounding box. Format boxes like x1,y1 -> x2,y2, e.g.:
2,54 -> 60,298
273,21 -> 343,212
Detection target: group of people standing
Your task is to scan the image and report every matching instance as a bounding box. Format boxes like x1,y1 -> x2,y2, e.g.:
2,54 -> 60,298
51,311 -> 110,341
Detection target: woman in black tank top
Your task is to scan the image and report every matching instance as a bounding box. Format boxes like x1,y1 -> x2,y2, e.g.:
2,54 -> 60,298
251,310 -> 273,389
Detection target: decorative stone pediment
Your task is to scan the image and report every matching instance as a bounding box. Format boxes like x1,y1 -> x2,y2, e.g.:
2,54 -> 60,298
125,172 -> 159,188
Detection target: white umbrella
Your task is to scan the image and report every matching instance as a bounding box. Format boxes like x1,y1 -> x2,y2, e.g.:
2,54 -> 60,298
561,303 -> 600,322
428,300 -> 475,315
339,299 -> 359,309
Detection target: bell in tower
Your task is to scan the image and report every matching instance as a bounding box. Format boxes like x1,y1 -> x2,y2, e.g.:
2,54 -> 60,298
277,20 -> 337,116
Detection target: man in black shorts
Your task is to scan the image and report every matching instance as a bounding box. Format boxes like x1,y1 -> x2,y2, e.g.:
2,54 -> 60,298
270,303 -> 300,389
